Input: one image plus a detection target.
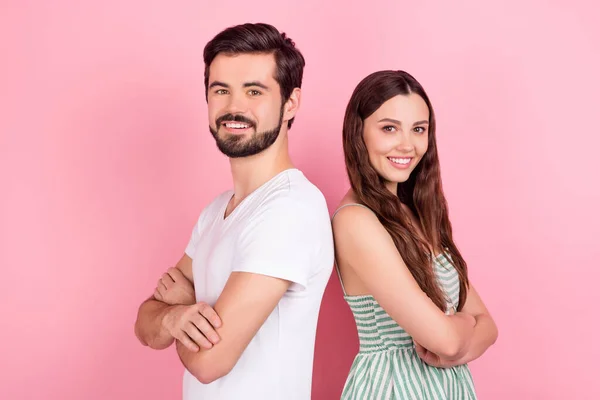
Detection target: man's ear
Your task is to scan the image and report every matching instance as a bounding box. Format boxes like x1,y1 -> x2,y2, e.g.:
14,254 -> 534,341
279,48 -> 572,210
282,88 -> 301,124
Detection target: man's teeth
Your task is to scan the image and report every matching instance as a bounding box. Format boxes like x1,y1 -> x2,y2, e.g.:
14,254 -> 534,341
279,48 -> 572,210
389,157 -> 411,165
225,122 -> 250,129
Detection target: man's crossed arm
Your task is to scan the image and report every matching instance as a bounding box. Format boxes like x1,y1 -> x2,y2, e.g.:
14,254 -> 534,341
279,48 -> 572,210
134,254 -> 292,384
134,254 -> 222,352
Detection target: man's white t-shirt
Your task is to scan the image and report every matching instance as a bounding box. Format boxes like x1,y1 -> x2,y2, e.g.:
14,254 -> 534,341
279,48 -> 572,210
182,169 -> 334,400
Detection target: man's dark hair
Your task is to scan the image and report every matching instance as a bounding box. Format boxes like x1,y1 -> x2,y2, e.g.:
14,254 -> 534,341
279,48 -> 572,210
203,23 -> 305,129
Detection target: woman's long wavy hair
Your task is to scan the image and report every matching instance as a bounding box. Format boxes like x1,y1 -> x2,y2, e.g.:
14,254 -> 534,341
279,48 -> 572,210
343,70 -> 469,311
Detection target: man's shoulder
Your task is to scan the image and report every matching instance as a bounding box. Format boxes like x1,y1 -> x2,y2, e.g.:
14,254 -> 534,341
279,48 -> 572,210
271,169 -> 327,209
260,180 -> 327,219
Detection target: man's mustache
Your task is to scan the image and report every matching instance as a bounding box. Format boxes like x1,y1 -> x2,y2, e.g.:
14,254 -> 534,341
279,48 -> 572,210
215,114 -> 256,128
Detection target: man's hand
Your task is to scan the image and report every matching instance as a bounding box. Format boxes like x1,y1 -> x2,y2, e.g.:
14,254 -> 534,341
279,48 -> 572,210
161,302 -> 223,352
154,267 -> 195,306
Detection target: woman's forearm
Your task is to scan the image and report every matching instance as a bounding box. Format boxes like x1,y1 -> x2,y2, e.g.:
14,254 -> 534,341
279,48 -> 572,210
448,313 -> 498,365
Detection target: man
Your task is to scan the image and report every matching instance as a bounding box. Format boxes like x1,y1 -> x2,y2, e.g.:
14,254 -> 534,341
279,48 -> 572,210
134,23 -> 334,400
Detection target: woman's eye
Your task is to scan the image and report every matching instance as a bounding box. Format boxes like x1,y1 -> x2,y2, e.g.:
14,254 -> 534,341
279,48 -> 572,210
414,126 -> 426,134
383,126 -> 396,132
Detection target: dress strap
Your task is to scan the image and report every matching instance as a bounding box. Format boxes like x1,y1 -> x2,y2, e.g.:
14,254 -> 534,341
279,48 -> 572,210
331,203 -> 372,219
331,203 -> 375,297
334,263 -> 348,296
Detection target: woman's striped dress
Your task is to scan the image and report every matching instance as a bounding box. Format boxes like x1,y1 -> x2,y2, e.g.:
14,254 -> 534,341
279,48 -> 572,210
334,206 -> 477,399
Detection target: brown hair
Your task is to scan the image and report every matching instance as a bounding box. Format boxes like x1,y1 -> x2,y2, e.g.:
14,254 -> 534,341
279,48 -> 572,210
342,70 -> 469,311
203,23 -> 305,128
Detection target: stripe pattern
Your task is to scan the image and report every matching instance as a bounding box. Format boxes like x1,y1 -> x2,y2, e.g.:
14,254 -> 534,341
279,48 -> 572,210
341,253 -> 477,399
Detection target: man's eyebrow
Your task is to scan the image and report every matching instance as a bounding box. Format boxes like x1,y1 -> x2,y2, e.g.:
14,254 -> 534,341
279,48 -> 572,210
243,81 -> 269,90
208,81 -> 229,89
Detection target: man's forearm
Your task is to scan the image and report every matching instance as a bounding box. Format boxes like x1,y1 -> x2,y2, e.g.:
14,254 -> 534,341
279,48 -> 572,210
176,339 -> 195,370
176,337 -> 229,384
134,298 -> 175,350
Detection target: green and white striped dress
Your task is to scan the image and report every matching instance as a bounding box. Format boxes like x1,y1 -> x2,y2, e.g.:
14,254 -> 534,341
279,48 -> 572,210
334,204 -> 477,400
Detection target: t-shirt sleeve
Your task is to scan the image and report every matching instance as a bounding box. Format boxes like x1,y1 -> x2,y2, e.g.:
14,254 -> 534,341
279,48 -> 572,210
232,197 -> 318,291
184,218 -> 201,259
184,191 -> 230,259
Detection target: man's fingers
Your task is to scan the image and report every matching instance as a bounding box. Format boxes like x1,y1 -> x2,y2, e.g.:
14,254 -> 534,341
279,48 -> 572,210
176,331 -> 200,352
162,273 -> 175,288
167,267 -> 184,282
197,302 -> 222,328
184,322 -> 214,349
157,284 -> 167,298
191,313 -> 220,344
153,288 -> 163,301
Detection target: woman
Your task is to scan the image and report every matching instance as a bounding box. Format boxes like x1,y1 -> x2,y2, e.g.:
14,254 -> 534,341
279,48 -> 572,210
332,70 -> 498,399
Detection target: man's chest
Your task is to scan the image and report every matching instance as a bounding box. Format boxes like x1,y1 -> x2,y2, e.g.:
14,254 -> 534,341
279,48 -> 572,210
191,222 -> 242,305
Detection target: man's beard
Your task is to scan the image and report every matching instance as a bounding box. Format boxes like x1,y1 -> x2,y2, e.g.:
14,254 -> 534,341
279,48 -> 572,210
209,106 -> 284,158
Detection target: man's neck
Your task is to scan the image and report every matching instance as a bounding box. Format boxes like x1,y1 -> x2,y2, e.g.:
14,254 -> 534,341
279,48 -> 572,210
228,136 -> 294,208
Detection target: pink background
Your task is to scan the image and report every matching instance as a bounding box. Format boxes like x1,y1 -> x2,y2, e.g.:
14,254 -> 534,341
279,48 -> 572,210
2,1 -> 599,399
